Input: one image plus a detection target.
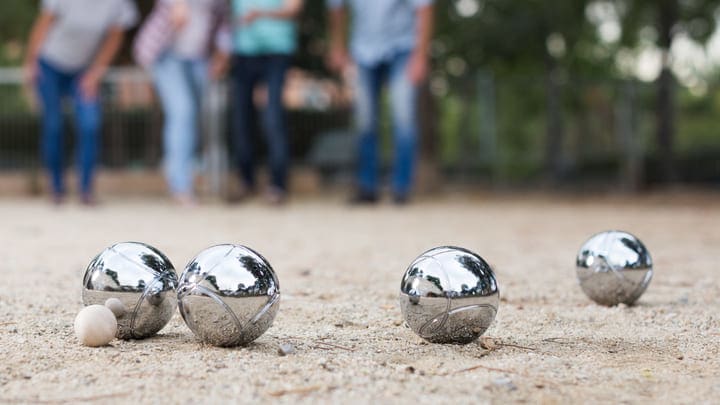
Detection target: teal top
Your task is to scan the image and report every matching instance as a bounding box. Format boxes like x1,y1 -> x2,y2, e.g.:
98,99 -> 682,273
232,0 -> 297,55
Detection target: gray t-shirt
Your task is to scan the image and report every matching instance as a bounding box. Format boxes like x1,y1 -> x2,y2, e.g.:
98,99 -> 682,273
40,0 -> 139,72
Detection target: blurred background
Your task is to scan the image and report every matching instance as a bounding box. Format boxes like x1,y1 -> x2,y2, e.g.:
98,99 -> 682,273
1,0 -> 720,198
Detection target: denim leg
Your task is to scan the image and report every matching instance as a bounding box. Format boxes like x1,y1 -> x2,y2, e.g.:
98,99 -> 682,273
71,78 -> 102,195
354,63 -> 384,194
262,55 -> 290,191
152,55 -> 200,195
188,59 -> 209,100
188,58 -> 209,184
231,55 -> 258,188
388,52 -> 418,197
37,60 -> 67,195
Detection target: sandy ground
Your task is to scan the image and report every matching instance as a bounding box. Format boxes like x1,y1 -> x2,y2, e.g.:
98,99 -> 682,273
1,191 -> 719,404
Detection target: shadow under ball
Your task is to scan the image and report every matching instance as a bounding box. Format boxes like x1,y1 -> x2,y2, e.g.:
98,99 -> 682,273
177,244 -> 280,347
82,242 -> 178,339
576,230 -> 653,306
399,246 -> 500,344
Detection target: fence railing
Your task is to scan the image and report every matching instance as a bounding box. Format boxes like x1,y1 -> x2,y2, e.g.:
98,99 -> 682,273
434,71 -> 720,186
2,66 -> 719,196
0,67 -> 353,196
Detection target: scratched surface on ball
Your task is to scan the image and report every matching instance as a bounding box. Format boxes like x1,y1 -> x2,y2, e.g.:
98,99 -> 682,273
576,230 -> 653,306
177,244 -> 280,347
399,246 -> 499,344
82,242 -> 178,339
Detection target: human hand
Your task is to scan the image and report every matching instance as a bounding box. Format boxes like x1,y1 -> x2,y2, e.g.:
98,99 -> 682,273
79,70 -> 101,100
22,59 -> 39,87
327,45 -> 350,74
210,52 -> 229,80
406,51 -> 429,85
22,60 -> 40,110
240,9 -> 263,25
170,1 -> 189,30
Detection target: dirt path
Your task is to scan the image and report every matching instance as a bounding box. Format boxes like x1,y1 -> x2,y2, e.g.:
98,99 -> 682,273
1,193 -> 718,403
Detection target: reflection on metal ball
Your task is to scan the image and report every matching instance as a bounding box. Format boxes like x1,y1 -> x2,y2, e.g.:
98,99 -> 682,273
177,244 -> 280,347
399,246 -> 500,344
82,242 -> 178,339
576,230 -> 653,306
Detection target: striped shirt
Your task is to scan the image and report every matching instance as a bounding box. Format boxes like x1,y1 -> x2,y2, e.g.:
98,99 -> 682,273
133,0 -> 231,68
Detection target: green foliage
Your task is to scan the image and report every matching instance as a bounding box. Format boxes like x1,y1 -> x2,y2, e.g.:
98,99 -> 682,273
617,0 -> 719,48
0,0 -> 39,65
433,0 -> 605,75
296,0 -> 329,73
676,86 -> 720,153
1,0 -> 719,181
438,95 -> 464,164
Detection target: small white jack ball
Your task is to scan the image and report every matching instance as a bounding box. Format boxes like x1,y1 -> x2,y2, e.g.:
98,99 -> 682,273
74,305 -> 117,347
104,298 -> 126,318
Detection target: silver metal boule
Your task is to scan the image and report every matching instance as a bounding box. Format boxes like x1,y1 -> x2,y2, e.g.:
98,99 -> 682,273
576,230 -> 653,306
177,244 -> 280,347
82,242 -> 178,339
399,246 -> 500,344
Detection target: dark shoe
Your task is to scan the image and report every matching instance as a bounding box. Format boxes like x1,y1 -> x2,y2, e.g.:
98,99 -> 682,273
349,190 -> 378,205
265,187 -> 287,206
80,193 -> 98,206
51,192 -> 65,205
393,193 -> 410,205
172,193 -> 198,208
226,182 -> 255,204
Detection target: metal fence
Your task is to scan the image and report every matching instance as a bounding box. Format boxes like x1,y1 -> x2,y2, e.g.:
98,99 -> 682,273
0,68 -> 167,174
433,71 -> 720,187
0,67 -> 353,196
1,66 -> 719,196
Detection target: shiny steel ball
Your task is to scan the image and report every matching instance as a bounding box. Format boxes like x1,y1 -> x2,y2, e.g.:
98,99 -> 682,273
177,244 -> 280,347
399,246 -> 500,344
82,242 -> 178,339
576,230 -> 653,306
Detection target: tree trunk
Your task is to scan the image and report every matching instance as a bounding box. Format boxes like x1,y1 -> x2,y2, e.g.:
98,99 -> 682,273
656,66 -> 676,182
656,0 -> 679,183
417,81 -> 441,193
419,82 -> 437,160
544,53 -> 564,183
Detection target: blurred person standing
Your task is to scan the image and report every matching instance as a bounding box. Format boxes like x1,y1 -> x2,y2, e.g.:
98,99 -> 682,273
134,0 -> 231,206
327,0 -> 434,204
230,0 -> 303,205
23,0 -> 138,205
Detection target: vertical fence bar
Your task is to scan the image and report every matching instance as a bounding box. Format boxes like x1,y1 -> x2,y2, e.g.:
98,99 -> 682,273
204,79 -> 228,198
616,79 -> 642,191
477,70 -> 497,180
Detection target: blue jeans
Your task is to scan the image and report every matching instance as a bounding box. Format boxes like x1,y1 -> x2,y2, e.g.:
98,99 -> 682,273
152,53 -> 208,196
37,59 -> 101,196
355,51 -> 418,197
231,54 -> 290,191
